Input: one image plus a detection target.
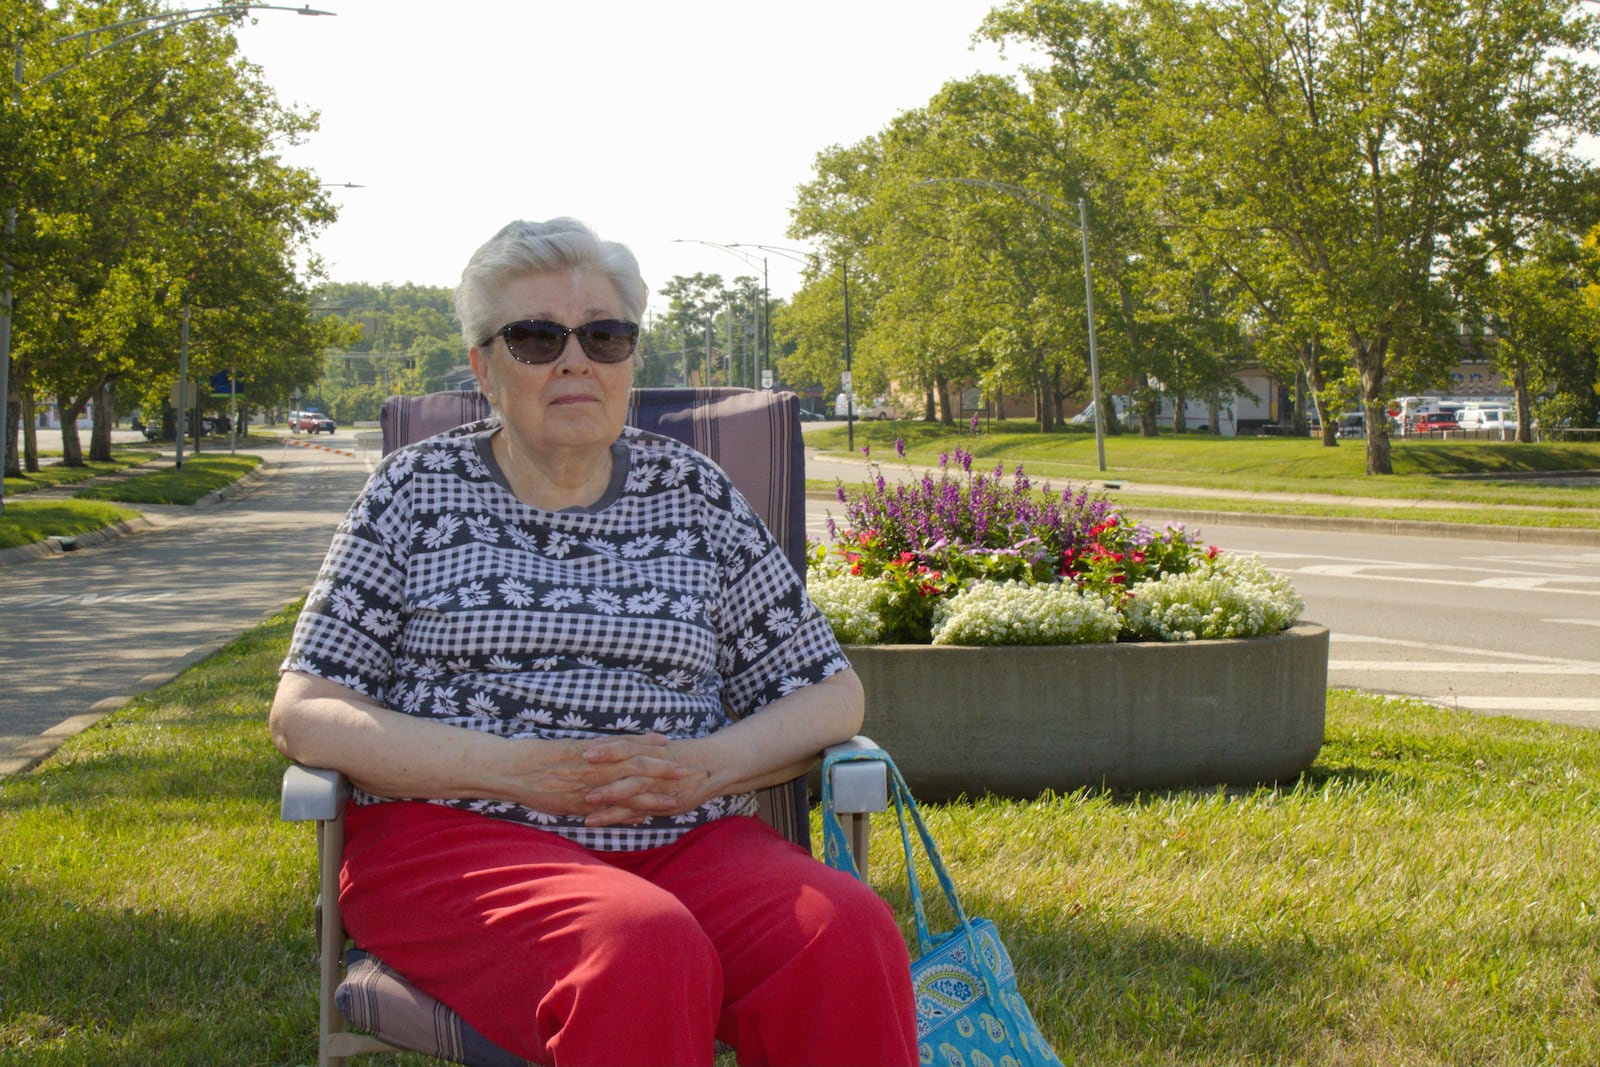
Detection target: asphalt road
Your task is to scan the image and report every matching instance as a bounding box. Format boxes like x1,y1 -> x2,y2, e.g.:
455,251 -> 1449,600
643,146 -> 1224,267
0,433 -> 375,775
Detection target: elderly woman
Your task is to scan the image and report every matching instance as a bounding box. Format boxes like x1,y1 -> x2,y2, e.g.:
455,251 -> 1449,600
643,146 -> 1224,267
270,218 -> 917,1066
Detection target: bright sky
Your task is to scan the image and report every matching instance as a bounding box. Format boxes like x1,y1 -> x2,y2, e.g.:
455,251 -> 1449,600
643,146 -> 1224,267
231,0 -> 1032,317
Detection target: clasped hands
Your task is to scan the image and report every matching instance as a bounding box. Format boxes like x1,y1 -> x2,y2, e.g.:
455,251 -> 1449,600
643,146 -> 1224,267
522,732 -> 717,827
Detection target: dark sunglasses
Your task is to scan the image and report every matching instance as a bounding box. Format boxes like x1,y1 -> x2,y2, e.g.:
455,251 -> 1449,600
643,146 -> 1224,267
479,318 -> 639,365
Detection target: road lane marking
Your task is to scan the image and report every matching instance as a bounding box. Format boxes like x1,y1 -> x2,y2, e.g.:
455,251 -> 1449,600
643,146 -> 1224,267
1447,697 -> 1600,713
1546,617 -> 1600,629
1329,661 -> 1600,674
1330,632 -> 1597,666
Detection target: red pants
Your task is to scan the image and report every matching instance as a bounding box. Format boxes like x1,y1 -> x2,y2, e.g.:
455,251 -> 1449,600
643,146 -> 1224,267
340,802 -> 918,1066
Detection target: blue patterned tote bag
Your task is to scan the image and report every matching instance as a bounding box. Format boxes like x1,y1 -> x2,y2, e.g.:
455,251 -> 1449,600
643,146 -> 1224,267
821,747 -> 1065,1067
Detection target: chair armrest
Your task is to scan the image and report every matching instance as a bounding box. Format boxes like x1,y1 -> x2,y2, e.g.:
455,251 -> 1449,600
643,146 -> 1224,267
823,735 -> 889,815
280,764 -> 350,822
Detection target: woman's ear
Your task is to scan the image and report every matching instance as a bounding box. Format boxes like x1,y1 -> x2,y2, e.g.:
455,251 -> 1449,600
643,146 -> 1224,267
468,344 -> 493,397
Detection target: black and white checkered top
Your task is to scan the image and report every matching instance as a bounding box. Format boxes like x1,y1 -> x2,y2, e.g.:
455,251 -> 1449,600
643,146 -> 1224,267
282,420 -> 848,850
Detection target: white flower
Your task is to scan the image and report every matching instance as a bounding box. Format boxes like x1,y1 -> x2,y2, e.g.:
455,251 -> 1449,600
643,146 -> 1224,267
764,606 -> 799,636
930,580 -> 1121,647
541,587 -> 583,610
1123,554 -> 1303,641
556,711 -> 592,729
621,534 -> 662,559
457,581 -> 490,609
626,589 -> 669,615
329,585 -> 363,621
507,525 -> 540,553
421,449 -> 457,471
543,530 -> 575,558
736,628 -> 768,661
625,465 -> 657,493
361,607 -> 403,637
806,572 -> 887,644
587,590 -> 624,616
669,594 -> 703,621
499,577 -> 536,608
422,513 -> 462,549
665,530 -> 700,556
466,516 -> 499,543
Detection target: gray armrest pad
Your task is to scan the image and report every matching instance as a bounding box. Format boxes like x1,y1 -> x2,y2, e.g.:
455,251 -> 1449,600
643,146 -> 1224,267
823,735 -> 889,814
280,764 -> 349,822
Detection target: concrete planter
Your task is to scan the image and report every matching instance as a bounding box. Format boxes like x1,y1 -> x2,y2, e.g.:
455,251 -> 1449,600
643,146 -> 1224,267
845,621 -> 1329,799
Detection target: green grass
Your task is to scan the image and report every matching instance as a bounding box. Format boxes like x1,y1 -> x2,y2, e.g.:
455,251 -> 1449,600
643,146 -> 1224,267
808,423 -> 1600,525
0,500 -> 144,550
2,449 -> 159,496
71,454 -> 262,506
3,608 -> 1598,1064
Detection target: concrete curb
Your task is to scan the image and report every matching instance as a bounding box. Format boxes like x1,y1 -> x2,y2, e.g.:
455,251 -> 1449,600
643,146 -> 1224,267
0,635 -> 242,779
0,460 -> 276,568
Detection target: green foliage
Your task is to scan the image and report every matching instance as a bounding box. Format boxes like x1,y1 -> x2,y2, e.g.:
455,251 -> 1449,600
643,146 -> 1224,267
4,3 -> 342,456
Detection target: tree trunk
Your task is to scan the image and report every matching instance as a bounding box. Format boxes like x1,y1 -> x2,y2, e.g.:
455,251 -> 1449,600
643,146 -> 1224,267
90,379 -> 115,462
59,393 -> 85,466
22,391 -> 39,472
935,376 -> 954,426
1172,392 -> 1188,434
923,386 -> 936,422
1513,359 -> 1533,443
2,395 -> 17,478
1355,333 -> 1393,474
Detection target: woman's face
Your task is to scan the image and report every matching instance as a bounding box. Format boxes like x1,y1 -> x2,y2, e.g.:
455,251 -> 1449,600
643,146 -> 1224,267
468,270 -> 634,461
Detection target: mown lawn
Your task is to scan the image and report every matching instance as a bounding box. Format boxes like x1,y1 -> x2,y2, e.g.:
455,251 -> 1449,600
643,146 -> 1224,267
2,605 -> 1597,1065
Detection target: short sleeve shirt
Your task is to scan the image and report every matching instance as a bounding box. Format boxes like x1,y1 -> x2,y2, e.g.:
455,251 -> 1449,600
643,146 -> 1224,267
281,420 -> 849,850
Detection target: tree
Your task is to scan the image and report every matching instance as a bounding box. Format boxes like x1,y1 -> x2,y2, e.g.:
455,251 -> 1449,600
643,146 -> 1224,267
988,0 -> 1600,471
3,2 -> 337,469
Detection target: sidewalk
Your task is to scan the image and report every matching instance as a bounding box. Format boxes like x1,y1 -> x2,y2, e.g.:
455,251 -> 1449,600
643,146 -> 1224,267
0,438 -> 374,776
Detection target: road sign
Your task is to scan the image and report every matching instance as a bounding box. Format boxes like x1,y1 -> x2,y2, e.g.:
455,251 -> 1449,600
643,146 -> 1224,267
841,371 -> 852,390
170,380 -> 199,409
762,370 -> 774,389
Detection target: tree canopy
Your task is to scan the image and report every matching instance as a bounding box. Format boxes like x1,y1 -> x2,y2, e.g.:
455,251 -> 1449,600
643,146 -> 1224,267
781,0 -> 1600,470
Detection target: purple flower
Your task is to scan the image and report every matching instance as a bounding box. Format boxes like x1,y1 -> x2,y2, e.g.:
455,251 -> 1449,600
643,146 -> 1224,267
895,438 -> 906,458
861,444 -> 871,459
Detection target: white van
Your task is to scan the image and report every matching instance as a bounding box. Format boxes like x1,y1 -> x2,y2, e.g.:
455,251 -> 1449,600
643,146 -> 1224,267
1458,405 -> 1514,435
834,393 -> 899,420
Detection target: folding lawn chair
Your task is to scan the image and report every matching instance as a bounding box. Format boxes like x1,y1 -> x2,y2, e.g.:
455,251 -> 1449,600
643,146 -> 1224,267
280,387 -> 888,1066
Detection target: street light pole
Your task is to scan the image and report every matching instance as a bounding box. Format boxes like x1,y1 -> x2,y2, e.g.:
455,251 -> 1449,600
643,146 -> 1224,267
729,243 -> 854,452
917,177 -> 1107,472
673,239 -> 770,389
0,2 -> 336,515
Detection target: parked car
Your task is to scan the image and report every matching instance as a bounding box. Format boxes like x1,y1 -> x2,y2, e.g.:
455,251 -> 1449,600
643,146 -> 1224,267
1412,411 -> 1460,433
289,410 -> 336,434
833,393 -> 899,420
1334,412 -> 1366,439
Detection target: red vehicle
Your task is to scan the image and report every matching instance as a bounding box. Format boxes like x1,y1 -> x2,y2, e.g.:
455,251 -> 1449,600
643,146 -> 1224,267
1412,411 -> 1460,433
290,410 -> 336,434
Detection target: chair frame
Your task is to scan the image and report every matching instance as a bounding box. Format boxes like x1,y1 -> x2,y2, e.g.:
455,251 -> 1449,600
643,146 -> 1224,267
280,387 -> 887,1067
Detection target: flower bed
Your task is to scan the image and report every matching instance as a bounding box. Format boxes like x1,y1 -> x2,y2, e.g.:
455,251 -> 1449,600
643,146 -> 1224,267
809,446 -> 1326,796
809,445 -> 1304,646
